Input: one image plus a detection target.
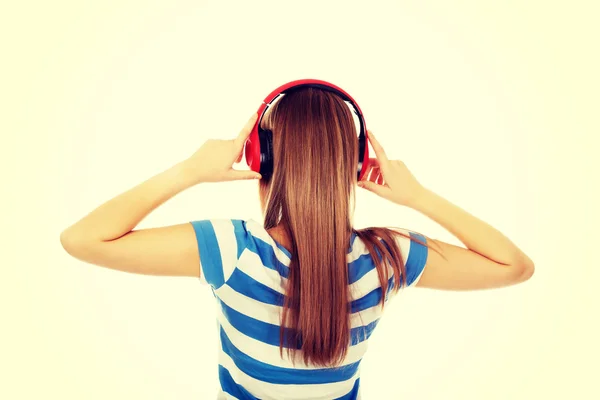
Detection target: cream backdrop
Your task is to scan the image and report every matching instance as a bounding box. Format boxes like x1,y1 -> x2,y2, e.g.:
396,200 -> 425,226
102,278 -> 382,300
2,1 -> 598,399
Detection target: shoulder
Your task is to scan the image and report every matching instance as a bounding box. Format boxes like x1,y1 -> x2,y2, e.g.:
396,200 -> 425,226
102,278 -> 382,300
189,218 -> 256,288
189,218 -> 252,258
352,227 -> 429,287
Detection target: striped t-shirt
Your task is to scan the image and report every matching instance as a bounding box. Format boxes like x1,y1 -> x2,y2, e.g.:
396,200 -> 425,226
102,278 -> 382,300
190,218 -> 428,400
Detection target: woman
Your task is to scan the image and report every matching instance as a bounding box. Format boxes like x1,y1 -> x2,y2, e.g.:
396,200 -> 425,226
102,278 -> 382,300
60,86 -> 534,399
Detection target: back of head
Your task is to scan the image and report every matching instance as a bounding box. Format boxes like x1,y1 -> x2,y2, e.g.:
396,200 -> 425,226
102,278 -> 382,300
258,86 -> 409,368
260,86 -> 359,226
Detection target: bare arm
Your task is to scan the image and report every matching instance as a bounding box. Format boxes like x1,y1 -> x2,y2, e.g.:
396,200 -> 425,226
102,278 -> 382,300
59,114 -> 260,277
411,187 -> 534,290
59,162 -> 202,277
61,162 -> 194,243
358,130 -> 534,291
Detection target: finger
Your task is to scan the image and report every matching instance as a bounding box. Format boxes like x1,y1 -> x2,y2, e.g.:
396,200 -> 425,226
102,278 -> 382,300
366,130 -> 390,169
367,165 -> 380,183
228,168 -> 262,181
369,165 -> 385,185
234,112 -> 259,148
362,161 -> 384,185
375,170 -> 385,185
357,180 -> 393,198
235,150 -> 244,164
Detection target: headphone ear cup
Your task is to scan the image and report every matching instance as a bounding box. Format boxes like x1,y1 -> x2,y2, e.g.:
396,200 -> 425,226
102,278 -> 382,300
258,128 -> 274,180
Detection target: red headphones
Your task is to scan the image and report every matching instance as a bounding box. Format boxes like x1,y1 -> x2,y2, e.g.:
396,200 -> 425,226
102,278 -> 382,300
243,79 -> 371,181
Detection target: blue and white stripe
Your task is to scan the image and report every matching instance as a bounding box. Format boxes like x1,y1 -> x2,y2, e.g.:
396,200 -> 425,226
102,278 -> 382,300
190,218 -> 428,400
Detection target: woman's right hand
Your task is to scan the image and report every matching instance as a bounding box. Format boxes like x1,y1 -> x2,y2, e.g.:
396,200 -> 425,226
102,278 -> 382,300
358,130 -> 427,207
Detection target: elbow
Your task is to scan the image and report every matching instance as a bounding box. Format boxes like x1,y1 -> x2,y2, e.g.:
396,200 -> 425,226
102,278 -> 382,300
516,259 -> 535,283
506,251 -> 535,284
61,229 -> 104,262
60,229 -> 86,257
60,229 -> 75,255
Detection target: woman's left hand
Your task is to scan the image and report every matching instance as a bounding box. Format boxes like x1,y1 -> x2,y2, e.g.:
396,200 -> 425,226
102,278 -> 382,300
182,113 -> 262,184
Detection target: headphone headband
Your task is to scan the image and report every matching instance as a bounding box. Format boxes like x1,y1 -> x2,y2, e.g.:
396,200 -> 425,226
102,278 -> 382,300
244,79 -> 370,181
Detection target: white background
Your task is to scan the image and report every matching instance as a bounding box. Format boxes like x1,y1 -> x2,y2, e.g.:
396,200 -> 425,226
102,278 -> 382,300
2,0 -> 598,399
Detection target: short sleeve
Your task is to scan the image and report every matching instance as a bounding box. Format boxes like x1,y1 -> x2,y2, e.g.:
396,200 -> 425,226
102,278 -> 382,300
189,219 -> 249,289
393,229 -> 429,287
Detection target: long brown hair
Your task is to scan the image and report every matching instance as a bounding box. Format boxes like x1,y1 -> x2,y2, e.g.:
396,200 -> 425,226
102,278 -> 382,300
258,86 -> 435,368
